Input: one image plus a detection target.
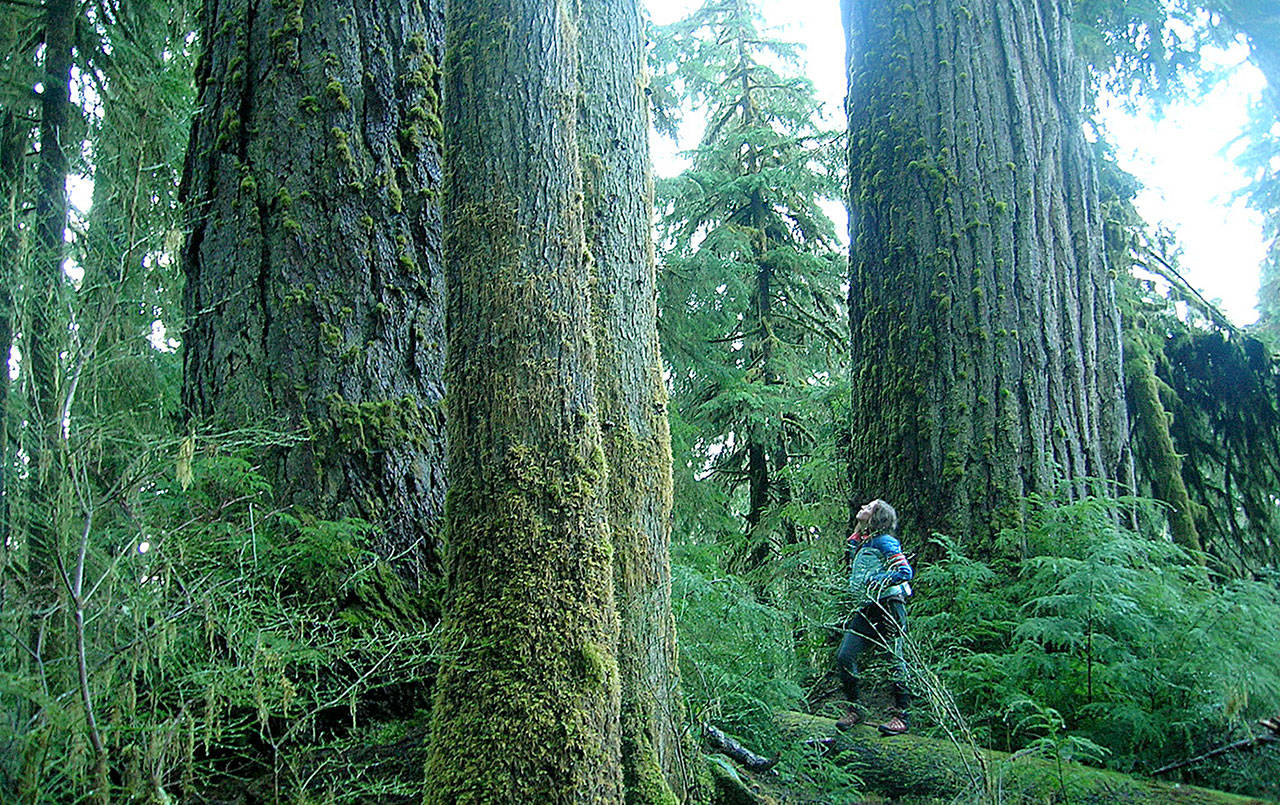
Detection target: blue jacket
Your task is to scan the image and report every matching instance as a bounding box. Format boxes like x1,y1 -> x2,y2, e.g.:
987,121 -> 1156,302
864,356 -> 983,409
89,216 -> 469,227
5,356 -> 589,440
848,533 -> 913,603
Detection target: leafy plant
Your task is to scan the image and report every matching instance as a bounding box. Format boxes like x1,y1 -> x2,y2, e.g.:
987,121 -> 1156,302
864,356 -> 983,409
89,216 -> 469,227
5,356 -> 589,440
911,493 -> 1280,797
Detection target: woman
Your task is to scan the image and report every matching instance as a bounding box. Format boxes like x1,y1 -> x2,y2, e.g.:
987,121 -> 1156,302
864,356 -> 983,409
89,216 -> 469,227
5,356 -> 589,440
835,498 -> 913,735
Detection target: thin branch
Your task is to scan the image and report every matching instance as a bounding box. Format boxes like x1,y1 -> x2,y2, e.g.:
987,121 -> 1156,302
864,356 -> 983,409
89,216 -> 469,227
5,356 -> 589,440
1151,733 -> 1278,775
1135,248 -> 1239,335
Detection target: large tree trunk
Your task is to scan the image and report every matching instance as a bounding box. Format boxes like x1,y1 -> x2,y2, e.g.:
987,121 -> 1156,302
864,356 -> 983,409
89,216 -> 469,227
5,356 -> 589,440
579,0 -> 701,800
842,0 -> 1128,548
424,0 -> 622,800
180,0 -> 445,579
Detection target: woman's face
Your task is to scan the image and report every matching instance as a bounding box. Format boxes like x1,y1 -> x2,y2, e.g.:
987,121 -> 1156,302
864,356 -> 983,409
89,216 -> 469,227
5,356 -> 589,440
855,499 -> 878,523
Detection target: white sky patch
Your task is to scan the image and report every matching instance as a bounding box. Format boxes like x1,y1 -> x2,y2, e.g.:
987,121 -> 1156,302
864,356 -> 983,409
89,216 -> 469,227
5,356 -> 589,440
1099,42 -> 1268,326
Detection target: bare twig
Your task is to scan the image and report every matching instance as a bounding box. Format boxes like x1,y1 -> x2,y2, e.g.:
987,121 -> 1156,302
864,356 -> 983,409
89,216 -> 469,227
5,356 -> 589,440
1152,718 -> 1280,775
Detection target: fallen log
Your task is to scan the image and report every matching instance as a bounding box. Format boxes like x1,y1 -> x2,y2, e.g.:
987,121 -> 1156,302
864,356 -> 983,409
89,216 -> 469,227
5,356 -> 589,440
778,711 -> 1272,804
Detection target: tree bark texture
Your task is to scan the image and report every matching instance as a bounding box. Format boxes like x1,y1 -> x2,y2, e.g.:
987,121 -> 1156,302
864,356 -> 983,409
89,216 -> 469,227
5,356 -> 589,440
425,1 -> 622,801
579,0 -> 699,801
842,0 -> 1128,547
181,0 -> 445,579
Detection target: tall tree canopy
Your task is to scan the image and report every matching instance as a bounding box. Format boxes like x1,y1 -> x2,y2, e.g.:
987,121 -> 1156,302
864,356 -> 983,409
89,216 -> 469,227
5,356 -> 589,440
842,0 -> 1128,548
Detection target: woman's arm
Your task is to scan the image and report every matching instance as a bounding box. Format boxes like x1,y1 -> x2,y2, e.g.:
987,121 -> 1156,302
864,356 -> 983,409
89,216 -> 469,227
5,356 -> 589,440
867,534 -> 913,585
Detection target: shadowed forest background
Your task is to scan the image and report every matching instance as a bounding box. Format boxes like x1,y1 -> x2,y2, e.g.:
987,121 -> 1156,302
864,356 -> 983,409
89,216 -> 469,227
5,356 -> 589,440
1,0 -> 1280,802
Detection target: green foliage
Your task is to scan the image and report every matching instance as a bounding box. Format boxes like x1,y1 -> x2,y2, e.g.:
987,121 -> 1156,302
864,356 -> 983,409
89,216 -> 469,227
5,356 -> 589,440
672,551 -> 804,729
652,0 -> 847,568
1071,0 -> 1205,107
911,494 -> 1280,798
0,437 -> 438,802
1096,140 -> 1280,573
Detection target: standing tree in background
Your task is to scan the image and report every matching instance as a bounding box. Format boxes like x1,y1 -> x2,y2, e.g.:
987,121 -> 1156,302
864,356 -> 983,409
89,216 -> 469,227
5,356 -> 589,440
425,0 -> 621,799
181,0 -> 446,580
78,0 -> 195,498
580,0 -> 700,799
842,0 -> 1128,548
0,0 -> 44,599
655,0 -> 845,569
22,0 -> 77,757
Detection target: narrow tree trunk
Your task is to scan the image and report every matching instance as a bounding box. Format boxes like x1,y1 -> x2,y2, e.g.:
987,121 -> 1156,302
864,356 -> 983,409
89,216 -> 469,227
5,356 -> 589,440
0,98 -> 30,767
425,1 -> 621,800
0,109 -> 23,564
843,0 -> 1128,549
27,0 -> 75,687
181,0 -> 446,579
579,0 -> 701,800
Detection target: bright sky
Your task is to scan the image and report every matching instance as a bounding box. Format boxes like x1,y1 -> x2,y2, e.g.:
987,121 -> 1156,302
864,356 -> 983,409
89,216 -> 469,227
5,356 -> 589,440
646,0 -> 1269,326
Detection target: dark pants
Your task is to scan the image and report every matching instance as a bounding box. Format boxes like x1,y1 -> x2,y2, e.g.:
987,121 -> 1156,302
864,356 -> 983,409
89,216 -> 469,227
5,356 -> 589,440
836,598 -> 910,715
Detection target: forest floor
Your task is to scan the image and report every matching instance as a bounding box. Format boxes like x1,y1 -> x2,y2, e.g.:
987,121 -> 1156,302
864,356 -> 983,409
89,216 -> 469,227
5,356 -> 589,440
708,703 -> 1279,805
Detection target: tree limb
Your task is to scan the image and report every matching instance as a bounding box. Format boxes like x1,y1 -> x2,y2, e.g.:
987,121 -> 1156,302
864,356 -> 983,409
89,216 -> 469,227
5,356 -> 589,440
1151,718 -> 1280,775
703,723 -> 779,773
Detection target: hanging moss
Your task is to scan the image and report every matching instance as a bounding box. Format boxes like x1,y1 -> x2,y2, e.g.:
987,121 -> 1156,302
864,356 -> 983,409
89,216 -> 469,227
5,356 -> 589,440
1124,333 -> 1202,553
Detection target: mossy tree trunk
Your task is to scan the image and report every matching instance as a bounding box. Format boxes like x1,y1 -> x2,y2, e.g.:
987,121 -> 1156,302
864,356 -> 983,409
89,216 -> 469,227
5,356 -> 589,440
180,0 -> 445,580
579,0 -> 701,801
842,0 -> 1128,549
424,0 -> 622,801
1122,333 -> 1201,552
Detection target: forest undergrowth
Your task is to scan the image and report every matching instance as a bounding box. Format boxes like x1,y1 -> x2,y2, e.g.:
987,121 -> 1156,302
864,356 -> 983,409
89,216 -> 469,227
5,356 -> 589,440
3,434 -> 1279,802
1,437 -> 440,803
671,491 -> 1280,802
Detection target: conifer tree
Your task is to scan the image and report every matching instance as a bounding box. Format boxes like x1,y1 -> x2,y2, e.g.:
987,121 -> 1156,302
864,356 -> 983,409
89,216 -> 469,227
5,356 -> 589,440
181,0 -> 446,579
842,0 -> 1129,548
655,0 -> 845,567
425,0 -> 622,799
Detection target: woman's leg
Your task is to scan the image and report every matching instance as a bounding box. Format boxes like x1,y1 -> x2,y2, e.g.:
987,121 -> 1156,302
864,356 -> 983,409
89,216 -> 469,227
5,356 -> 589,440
881,599 -> 911,733
835,607 -> 875,727
835,608 -> 873,703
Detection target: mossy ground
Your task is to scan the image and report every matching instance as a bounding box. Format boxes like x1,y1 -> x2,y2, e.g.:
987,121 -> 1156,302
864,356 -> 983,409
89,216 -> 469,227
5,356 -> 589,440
760,712 -> 1273,805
